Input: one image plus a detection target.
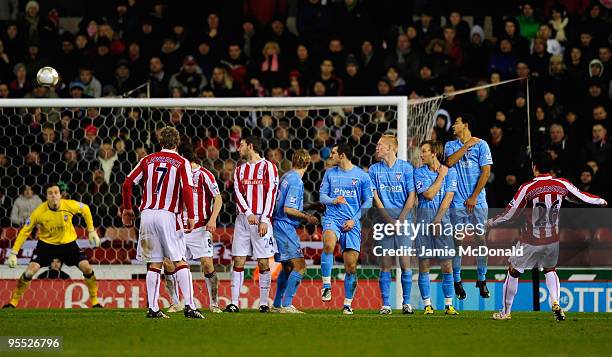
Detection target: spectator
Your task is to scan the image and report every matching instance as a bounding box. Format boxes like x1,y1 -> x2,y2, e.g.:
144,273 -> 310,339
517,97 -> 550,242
464,25 -> 490,80
342,55 -> 366,96
259,40 -> 285,89
0,82 -> 10,98
105,60 -> 136,96
547,123 -> 576,176
516,1 -> 539,40
98,141 -> 118,184
20,1 -> 40,42
528,37 -> 550,78
0,39 -> 12,82
10,184 -> 41,226
548,4 -> 569,44
489,38 -> 517,79
358,39 -> 384,92
18,150 -> 42,188
9,63 -> 31,98
266,147 -> 291,177
502,17 -> 530,60
312,58 -> 342,96
148,57 -> 169,98
78,125 -> 101,164
582,123 -> 610,167
0,187 -> 13,227
442,26 -> 463,69
78,66 -> 102,98
210,65 -> 240,97
37,259 -> 71,279
542,88 -> 563,122
384,34 -> 420,81
446,9 -> 470,46
168,55 -> 207,97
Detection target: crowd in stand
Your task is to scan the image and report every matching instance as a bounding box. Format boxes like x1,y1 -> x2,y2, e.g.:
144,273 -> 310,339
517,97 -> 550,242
0,0 -> 610,228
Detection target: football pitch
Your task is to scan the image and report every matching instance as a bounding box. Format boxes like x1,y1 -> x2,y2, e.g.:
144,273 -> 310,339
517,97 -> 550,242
2,309 -> 611,356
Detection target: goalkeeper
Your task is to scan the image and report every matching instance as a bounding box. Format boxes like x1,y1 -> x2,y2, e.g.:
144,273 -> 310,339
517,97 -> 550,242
3,183 -> 102,308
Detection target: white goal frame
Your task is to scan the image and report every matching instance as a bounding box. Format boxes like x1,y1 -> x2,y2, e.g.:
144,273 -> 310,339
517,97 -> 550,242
1,96 -> 411,308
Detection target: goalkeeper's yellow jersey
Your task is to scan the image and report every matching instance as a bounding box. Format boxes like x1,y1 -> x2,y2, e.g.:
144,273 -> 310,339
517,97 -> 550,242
12,199 -> 95,254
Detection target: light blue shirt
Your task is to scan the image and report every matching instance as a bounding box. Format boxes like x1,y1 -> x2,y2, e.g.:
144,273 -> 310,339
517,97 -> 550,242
369,159 -> 415,219
414,165 -> 458,222
444,139 -> 492,207
320,165 -> 373,222
273,170 -> 304,227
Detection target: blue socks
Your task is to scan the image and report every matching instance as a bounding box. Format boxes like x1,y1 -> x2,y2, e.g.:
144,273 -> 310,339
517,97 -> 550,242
282,271 -> 303,307
418,272 -> 430,301
273,269 -> 288,308
477,255 -> 487,281
379,271 -> 391,306
401,270 -> 412,305
442,272 -> 454,305
452,255 -> 462,282
321,251 -> 333,289
344,272 -> 357,303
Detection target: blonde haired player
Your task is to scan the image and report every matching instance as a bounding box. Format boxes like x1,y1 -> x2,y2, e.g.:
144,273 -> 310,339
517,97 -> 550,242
271,149 -> 319,313
3,183 -> 102,308
369,133 -> 417,315
122,126 -> 203,319
164,143 -> 223,313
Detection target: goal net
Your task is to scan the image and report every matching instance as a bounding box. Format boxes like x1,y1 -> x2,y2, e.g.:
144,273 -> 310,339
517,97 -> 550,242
0,96 -> 419,309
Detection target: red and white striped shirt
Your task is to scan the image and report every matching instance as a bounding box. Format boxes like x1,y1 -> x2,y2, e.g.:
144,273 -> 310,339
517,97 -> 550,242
122,149 -> 195,218
490,174 -> 606,245
233,158 -> 278,223
182,165 -> 220,229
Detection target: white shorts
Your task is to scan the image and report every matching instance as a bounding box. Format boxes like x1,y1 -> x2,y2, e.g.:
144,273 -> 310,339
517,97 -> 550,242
232,214 -> 276,259
182,227 -> 214,260
137,210 -> 186,263
509,241 -> 559,273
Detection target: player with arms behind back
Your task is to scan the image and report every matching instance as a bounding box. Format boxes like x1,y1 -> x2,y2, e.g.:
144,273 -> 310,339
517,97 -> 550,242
414,141 -> 459,315
487,152 -> 607,321
271,149 -> 319,313
319,144 -> 373,314
175,143 -> 223,313
225,136 -> 279,313
3,183 -> 102,308
122,126 -> 203,319
369,134 -> 416,315
445,115 -> 492,299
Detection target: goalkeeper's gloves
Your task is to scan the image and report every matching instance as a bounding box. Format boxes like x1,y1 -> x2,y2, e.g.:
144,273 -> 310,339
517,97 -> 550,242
88,229 -> 101,247
7,252 -> 17,268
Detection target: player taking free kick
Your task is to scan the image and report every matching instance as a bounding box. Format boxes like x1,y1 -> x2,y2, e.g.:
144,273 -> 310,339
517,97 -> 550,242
487,152 -> 607,321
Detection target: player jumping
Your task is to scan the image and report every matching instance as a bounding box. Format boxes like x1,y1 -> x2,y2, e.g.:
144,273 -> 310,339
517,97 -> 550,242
319,144 -> 373,314
122,126 -> 203,319
444,115 -> 492,299
271,149 -> 319,313
225,136 -> 278,313
487,152 -> 606,321
3,183 -> 102,309
414,141 -> 459,315
369,134 -> 416,315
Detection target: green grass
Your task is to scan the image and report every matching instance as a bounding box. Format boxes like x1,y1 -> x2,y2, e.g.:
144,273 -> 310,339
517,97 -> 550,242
2,309 -> 611,356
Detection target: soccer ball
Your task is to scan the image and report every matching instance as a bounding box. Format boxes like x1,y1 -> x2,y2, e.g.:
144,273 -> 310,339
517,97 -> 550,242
36,66 -> 60,87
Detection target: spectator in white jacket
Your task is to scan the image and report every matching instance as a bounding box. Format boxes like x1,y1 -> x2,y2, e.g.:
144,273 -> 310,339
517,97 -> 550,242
10,185 -> 42,226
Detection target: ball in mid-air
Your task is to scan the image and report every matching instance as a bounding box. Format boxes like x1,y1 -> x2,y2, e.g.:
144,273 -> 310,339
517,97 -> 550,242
36,66 -> 60,87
